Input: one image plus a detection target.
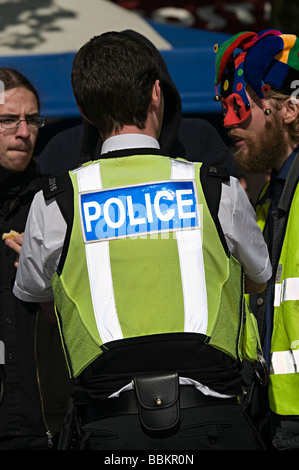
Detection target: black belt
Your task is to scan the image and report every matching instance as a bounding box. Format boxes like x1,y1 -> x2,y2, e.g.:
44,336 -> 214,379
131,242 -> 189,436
77,385 -> 238,426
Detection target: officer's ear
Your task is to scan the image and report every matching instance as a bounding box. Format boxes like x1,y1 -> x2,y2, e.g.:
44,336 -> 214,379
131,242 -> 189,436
151,79 -> 163,112
282,96 -> 299,125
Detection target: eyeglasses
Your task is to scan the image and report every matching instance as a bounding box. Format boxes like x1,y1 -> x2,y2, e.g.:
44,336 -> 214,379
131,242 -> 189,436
0,116 -> 45,129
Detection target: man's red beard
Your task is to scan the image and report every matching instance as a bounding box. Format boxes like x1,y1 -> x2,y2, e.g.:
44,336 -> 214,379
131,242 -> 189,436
228,117 -> 288,174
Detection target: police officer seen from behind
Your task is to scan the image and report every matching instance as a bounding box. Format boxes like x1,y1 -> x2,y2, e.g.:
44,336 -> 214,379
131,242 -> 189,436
14,31 -> 271,450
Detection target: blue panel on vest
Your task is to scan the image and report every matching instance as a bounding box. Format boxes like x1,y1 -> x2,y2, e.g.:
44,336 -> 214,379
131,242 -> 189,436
80,181 -> 199,242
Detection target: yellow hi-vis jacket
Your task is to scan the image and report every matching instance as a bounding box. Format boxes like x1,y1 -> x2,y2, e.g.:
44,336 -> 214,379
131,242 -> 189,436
48,154 -> 259,378
255,153 -> 299,415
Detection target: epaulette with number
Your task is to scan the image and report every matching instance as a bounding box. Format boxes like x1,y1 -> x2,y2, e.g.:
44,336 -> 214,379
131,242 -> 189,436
42,174 -> 74,275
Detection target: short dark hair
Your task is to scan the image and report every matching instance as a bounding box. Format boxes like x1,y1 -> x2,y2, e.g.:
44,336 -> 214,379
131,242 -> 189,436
71,31 -> 162,136
0,68 -> 40,110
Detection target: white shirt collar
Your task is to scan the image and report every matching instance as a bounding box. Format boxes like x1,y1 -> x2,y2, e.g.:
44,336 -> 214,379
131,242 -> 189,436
101,133 -> 160,154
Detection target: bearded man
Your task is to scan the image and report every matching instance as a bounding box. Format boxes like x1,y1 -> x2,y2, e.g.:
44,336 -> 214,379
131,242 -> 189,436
214,30 -> 299,450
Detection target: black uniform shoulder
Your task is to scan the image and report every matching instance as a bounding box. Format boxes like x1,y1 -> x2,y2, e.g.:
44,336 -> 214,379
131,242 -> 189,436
200,163 -> 229,256
42,173 -> 72,200
42,173 -> 74,226
42,173 -> 74,276
203,164 -> 230,181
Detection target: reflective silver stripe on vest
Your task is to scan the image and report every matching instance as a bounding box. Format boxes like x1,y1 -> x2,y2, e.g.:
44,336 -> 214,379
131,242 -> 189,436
274,277 -> 299,307
76,159 -> 208,343
270,350 -> 299,375
77,162 -> 123,343
171,159 -> 208,334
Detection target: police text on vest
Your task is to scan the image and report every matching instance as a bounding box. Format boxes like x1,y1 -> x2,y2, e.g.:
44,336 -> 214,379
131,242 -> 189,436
80,180 -> 200,242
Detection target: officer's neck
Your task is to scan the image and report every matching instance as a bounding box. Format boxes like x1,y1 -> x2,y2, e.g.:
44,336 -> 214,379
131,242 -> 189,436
102,121 -> 158,143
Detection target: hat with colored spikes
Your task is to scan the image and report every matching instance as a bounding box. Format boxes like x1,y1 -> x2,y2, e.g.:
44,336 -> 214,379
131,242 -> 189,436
214,31 -> 257,88
214,31 -> 258,126
213,29 -> 299,126
244,32 -> 299,98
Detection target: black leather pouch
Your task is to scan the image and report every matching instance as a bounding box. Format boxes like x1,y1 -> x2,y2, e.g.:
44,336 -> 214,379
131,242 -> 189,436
133,371 -> 180,434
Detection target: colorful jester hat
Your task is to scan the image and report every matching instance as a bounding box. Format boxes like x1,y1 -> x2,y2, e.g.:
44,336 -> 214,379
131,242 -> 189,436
214,31 -> 257,126
213,29 -> 299,126
244,31 -> 299,99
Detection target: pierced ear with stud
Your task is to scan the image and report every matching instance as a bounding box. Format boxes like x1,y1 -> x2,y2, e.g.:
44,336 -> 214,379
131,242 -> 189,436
214,84 -> 221,101
262,84 -> 272,116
